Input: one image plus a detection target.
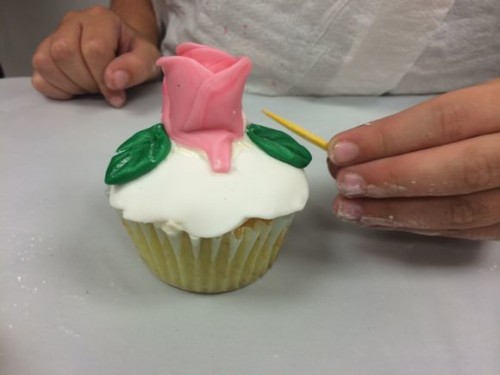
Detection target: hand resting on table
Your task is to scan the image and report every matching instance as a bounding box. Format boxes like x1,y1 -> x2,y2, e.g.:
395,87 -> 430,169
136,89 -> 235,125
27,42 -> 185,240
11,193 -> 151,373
31,5 -> 160,108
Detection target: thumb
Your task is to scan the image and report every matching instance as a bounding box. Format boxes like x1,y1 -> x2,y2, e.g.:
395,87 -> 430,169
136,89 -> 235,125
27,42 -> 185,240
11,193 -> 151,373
104,37 -> 161,93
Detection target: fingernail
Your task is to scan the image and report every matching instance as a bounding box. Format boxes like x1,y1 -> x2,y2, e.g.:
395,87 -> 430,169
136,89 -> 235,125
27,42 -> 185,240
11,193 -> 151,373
108,93 -> 126,108
329,141 -> 359,165
337,172 -> 366,197
335,199 -> 363,221
110,70 -> 129,90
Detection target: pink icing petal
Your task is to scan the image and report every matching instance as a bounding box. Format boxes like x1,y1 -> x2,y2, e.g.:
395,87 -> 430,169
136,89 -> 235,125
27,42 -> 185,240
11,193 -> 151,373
177,43 -> 237,73
156,56 -> 212,136
156,43 -> 252,173
175,42 -> 202,55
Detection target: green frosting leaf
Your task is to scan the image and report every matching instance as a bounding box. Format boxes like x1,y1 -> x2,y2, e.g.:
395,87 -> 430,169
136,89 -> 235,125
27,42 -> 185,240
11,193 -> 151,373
105,123 -> 171,185
246,123 -> 312,168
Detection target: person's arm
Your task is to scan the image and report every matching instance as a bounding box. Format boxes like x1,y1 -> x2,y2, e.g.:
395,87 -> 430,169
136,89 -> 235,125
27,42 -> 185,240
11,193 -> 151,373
328,78 -> 500,240
32,0 -> 161,108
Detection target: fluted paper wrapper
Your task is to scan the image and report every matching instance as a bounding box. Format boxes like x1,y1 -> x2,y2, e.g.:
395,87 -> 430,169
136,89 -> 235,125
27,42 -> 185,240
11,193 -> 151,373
122,215 -> 294,293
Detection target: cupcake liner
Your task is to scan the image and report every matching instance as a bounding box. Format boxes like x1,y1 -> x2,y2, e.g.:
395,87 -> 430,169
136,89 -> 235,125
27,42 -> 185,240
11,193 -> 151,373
122,214 -> 295,293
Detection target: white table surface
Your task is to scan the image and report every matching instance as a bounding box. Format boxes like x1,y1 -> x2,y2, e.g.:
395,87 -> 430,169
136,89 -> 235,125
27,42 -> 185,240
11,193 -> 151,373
1,78 -> 499,375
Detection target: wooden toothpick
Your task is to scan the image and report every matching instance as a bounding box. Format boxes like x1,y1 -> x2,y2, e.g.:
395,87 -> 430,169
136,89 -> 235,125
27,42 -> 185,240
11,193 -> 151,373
262,109 -> 328,150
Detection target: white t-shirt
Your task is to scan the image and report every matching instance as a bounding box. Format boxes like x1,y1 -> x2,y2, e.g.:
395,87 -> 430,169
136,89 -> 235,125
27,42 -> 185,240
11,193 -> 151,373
152,0 -> 500,95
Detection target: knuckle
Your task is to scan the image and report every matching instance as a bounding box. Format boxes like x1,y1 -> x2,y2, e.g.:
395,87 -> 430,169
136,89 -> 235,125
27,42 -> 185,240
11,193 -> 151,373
32,51 -> 50,70
82,39 -> 111,58
447,197 -> 483,227
373,125 -> 395,156
432,96 -> 470,142
457,150 -> 496,192
50,39 -> 76,61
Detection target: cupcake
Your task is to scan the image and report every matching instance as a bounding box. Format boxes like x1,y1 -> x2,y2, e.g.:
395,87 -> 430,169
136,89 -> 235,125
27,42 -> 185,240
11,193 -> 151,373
105,43 -> 311,293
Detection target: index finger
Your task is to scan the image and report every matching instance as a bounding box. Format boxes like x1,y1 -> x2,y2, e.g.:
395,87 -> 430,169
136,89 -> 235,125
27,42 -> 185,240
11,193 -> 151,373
328,79 -> 500,166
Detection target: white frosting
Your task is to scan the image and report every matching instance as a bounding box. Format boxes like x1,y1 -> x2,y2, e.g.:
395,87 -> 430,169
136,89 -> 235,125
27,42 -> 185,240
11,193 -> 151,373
109,135 -> 309,238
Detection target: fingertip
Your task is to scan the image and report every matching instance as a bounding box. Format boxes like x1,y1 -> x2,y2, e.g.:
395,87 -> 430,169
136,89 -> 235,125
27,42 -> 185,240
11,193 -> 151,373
332,195 -> 341,213
105,43 -> 161,90
106,91 -> 127,108
326,157 -> 339,179
31,72 -> 73,100
328,140 -> 360,166
333,196 -> 363,222
105,69 -> 129,90
327,138 -> 336,163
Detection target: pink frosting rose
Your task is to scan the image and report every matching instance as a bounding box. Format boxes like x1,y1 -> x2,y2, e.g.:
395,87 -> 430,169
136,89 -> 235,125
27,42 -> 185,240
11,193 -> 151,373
156,43 -> 252,173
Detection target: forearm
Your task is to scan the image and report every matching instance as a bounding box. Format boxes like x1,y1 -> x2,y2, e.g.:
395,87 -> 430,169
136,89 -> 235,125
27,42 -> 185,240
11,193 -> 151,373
110,0 -> 159,45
